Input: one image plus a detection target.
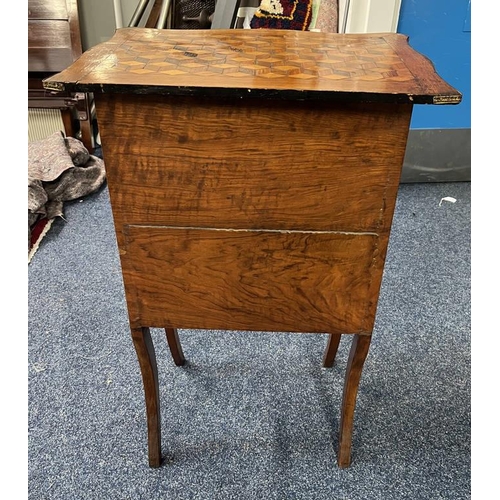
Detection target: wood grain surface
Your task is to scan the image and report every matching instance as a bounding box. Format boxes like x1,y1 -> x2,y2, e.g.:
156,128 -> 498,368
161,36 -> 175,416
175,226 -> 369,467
28,21 -> 74,72
28,0 -> 68,19
338,334 -> 372,467
130,326 -> 161,467
28,0 -> 83,73
122,226 -> 380,334
44,28 -> 462,104
37,23 -> 460,469
97,94 -> 412,233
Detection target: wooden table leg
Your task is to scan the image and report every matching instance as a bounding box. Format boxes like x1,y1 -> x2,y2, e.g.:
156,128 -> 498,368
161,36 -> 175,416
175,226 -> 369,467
323,333 -> 342,368
131,326 -> 162,467
165,327 -> 186,366
337,334 -> 371,468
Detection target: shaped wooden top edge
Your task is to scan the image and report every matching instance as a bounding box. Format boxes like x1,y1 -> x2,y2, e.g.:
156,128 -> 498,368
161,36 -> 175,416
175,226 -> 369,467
383,33 -> 462,105
43,28 -> 462,105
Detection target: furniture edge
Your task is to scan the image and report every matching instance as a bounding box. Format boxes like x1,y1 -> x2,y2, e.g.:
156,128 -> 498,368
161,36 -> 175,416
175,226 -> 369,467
43,29 -> 462,106
384,33 -> 462,105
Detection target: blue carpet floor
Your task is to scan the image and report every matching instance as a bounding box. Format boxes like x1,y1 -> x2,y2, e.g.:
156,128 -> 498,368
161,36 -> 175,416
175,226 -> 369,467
28,181 -> 470,499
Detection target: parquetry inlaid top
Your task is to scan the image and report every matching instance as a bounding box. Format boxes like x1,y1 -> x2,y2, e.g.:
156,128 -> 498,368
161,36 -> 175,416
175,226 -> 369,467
44,28 -> 461,104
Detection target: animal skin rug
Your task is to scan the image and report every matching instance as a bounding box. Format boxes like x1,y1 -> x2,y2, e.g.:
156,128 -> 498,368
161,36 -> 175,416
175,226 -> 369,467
28,131 -> 106,254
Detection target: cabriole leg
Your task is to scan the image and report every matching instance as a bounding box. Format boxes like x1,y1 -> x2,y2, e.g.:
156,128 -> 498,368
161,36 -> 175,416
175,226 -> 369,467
337,334 -> 371,468
131,326 -> 162,467
323,333 -> 342,368
165,327 -> 186,366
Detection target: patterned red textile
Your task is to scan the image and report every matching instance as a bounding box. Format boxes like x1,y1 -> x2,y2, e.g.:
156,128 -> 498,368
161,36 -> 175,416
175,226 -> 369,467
250,0 -> 313,31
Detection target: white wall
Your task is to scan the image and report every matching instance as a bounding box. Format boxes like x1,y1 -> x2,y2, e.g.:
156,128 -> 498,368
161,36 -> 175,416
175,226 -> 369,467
77,0 -> 117,50
346,0 -> 402,33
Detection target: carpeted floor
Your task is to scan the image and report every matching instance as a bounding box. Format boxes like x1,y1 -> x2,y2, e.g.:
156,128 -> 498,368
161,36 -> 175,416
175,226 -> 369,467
28,181 -> 470,499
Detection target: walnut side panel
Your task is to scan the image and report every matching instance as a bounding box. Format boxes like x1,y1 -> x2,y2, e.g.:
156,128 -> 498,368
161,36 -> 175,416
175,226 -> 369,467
97,94 -> 412,233
122,226 -> 381,334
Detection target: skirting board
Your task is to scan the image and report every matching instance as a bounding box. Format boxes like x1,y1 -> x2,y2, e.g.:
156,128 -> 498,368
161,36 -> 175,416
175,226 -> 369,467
401,128 -> 471,183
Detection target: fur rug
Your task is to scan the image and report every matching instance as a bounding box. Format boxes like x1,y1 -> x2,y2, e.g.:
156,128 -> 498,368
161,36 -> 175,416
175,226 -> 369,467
28,132 -> 106,259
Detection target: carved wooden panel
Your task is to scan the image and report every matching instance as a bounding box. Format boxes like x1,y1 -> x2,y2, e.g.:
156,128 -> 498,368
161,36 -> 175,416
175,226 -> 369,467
28,0 -> 83,72
28,0 -> 68,20
28,21 -> 74,72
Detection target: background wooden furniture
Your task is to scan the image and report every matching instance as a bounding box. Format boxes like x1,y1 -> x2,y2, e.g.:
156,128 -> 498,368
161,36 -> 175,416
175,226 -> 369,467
28,0 -> 95,152
44,28 -> 461,469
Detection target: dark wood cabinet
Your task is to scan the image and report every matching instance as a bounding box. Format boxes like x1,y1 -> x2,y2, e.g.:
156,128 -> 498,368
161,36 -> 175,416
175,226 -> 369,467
28,0 -> 95,152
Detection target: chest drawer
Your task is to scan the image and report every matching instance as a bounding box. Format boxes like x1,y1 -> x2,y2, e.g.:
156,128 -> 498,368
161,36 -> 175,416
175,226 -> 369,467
97,94 -> 411,233
122,225 -> 383,333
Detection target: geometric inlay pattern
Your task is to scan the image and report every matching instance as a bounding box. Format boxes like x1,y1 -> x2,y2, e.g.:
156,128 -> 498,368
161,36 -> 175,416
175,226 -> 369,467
44,28 -> 462,104
115,29 -> 415,82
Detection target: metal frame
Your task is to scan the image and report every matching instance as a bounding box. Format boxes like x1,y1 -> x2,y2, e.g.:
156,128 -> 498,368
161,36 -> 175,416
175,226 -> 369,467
210,0 -> 239,29
128,0 -> 173,28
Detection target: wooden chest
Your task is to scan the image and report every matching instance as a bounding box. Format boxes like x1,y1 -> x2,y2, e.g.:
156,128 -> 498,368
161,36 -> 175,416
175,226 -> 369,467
44,28 -> 461,468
